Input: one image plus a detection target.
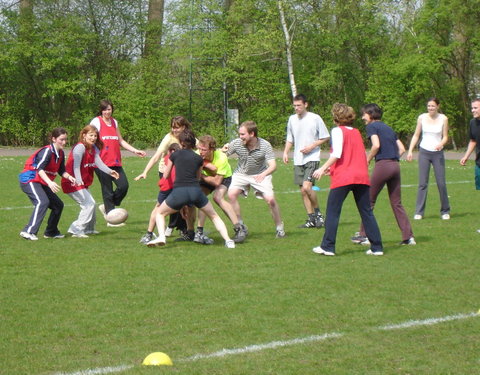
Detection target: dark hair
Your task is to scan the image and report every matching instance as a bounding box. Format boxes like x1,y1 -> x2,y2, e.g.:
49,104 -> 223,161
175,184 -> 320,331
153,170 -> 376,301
78,125 -> 104,150
168,143 -> 181,153
427,97 -> 440,106
293,94 -> 307,104
239,120 -> 258,137
198,135 -> 216,150
331,103 -> 356,126
170,116 -> 192,130
96,99 -> 114,116
472,98 -> 480,104
361,103 -> 383,120
179,129 -> 196,149
50,127 -> 68,141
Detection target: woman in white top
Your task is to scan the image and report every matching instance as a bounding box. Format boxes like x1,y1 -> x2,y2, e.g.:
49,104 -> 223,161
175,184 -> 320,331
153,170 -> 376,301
407,97 -> 450,220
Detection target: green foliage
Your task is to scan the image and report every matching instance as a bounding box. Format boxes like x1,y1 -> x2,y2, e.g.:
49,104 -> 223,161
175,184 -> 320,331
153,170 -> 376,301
0,0 -> 479,147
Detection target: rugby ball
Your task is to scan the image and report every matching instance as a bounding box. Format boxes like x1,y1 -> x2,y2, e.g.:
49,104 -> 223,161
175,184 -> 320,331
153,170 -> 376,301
106,208 -> 128,225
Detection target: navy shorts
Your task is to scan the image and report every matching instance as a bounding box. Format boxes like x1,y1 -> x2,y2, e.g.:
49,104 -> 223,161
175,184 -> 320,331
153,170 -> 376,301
157,189 -> 172,204
165,186 -> 209,210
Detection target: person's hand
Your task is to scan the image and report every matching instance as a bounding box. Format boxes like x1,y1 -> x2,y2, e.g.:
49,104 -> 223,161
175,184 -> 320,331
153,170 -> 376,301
134,172 -> 146,181
254,173 -> 266,183
111,171 -> 120,180
221,143 -> 229,152
48,181 -> 61,193
406,151 -> 413,162
134,150 -> 146,157
460,157 -> 468,166
283,153 -> 289,164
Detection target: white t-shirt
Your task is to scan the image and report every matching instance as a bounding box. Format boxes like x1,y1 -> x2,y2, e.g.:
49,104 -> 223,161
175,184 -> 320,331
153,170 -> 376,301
286,111 -> 330,165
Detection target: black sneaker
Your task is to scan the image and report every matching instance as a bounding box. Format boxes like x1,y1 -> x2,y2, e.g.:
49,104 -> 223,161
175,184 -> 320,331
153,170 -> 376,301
315,213 -> 325,228
175,230 -> 194,242
298,220 -> 316,228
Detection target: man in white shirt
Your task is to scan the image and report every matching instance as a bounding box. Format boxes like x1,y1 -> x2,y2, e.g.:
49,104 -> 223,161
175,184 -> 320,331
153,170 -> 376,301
283,94 -> 330,228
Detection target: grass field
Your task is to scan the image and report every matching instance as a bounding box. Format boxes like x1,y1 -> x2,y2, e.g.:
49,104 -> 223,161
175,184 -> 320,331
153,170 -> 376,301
1,154 -> 479,375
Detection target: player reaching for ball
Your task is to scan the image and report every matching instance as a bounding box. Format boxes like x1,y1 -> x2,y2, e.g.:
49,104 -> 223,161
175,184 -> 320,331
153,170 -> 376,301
147,130 -> 235,248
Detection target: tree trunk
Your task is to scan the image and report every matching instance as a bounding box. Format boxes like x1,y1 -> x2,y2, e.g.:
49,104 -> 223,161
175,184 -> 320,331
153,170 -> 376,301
277,0 -> 297,98
145,0 -> 165,56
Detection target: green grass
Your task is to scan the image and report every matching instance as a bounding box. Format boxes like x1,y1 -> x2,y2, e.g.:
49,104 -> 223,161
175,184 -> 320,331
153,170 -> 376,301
1,155 -> 479,375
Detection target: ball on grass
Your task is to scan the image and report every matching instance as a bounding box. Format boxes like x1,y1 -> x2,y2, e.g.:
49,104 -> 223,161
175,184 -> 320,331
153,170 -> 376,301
142,352 -> 173,366
105,208 -> 128,225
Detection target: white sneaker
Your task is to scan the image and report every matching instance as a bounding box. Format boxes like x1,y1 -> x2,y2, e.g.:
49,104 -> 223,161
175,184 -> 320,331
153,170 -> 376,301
413,214 -> 422,220
85,230 -> 100,235
72,233 -> 89,238
225,239 -> 235,249
147,236 -> 166,247
441,214 -> 450,220
107,222 -> 126,227
312,246 -> 335,256
366,249 -> 384,256
20,231 -> 38,241
400,237 -> 416,245
165,227 -> 173,237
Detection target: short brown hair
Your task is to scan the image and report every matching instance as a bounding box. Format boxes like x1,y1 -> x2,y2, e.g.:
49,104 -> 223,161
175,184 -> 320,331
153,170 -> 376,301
239,120 -> 258,137
331,103 -> 356,126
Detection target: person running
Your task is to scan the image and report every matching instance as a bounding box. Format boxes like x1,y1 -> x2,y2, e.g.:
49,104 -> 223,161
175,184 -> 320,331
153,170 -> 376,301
311,103 -> 383,256
147,130 -> 235,248
283,94 -> 330,228
19,127 -> 76,240
135,116 -> 191,241
460,98 -> 480,233
407,97 -> 450,220
90,99 -> 146,225
194,135 -> 247,244
224,120 -> 285,238
350,104 -> 415,246
61,125 -> 120,238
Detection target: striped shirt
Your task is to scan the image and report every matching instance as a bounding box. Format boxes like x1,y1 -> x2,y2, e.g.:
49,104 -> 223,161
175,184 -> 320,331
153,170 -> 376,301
226,137 -> 275,175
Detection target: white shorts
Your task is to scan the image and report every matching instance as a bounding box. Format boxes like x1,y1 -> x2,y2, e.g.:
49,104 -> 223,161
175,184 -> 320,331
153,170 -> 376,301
229,173 -> 275,197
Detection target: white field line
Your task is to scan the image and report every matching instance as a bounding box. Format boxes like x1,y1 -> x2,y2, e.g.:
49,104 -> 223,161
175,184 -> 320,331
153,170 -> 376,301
1,180 -> 473,211
180,332 -> 343,362
52,311 -> 479,375
376,312 -> 478,331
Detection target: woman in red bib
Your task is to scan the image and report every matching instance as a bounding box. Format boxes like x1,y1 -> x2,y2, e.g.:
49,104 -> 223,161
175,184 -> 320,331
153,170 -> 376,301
19,128 -> 76,240
311,103 -> 383,256
62,125 -> 120,238
90,100 -> 146,225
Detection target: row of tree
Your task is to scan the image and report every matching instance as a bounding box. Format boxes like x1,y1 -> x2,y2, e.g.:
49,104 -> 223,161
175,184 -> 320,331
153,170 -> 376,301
0,0 -> 479,148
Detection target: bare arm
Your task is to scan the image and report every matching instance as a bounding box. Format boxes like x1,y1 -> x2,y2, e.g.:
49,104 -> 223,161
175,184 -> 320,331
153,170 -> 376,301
255,159 -> 277,182
367,134 -> 380,164
436,116 -> 449,151
283,141 -> 293,164
460,140 -> 477,165
407,118 -> 422,162
117,126 -> 146,157
396,140 -> 406,157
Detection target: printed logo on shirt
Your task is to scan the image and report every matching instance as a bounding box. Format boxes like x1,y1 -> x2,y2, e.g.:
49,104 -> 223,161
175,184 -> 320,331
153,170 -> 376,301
102,136 -> 119,140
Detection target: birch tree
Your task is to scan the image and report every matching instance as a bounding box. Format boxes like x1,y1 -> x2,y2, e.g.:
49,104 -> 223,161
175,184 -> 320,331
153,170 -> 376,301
277,0 -> 296,98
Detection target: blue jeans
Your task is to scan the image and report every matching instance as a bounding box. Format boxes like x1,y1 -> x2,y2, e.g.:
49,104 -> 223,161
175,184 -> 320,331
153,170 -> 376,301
321,184 -> 383,253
